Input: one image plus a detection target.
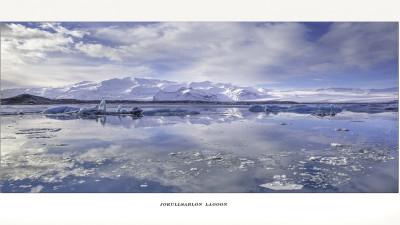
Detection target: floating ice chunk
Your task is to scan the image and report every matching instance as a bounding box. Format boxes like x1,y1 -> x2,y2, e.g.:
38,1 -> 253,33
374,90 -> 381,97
248,105 -> 265,112
18,110 -> 24,115
42,106 -> 80,114
309,156 -> 318,161
116,105 -> 122,112
99,99 -> 106,111
260,182 -> 303,190
143,108 -> 200,116
190,168 -> 198,171
331,143 -> 343,147
335,128 -> 349,131
30,185 -> 44,193
130,107 -> 144,116
320,156 -> 348,166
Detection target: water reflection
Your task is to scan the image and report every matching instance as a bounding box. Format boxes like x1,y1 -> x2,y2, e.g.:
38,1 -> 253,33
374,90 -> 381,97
1,106 -> 398,193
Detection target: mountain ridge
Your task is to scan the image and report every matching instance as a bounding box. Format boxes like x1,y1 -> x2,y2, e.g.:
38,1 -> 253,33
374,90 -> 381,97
1,77 -> 398,103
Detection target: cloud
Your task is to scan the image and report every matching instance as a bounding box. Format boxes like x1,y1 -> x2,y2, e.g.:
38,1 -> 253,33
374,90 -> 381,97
315,22 -> 398,69
1,23 -> 77,73
40,22 -> 89,38
1,58 -> 154,88
74,22 -> 316,84
1,22 -> 398,89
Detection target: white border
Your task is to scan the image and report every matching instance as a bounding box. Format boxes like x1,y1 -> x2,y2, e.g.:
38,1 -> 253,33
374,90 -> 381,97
1,0 -> 399,224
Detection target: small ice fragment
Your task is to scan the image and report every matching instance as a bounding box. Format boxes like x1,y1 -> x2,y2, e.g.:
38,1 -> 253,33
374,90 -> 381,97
140,184 -> 148,188
211,156 -> 223,161
169,152 -> 178,156
30,185 -> 44,193
260,182 -> 303,190
331,143 -> 343,147
94,180 -> 101,182
335,128 -> 349,131
309,156 -> 317,161
190,168 -> 198,171
279,122 -> 291,125
18,110 -> 24,115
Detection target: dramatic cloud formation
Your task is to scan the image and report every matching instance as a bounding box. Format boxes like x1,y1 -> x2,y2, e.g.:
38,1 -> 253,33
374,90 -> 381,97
1,22 -> 398,89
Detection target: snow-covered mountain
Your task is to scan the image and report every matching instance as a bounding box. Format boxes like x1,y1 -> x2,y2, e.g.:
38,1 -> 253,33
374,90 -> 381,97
0,77 -> 269,102
1,77 -> 398,103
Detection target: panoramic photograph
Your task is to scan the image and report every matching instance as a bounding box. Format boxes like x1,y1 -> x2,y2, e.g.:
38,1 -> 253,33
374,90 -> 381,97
0,22 -> 398,193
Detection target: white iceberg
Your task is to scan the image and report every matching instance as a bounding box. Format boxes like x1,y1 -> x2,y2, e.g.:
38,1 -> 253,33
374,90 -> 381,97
99,99 -> 106,111
116,105 -> 122,112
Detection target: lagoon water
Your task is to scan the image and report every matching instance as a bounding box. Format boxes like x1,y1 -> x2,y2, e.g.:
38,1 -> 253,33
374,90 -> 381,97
1,104 -> 398,192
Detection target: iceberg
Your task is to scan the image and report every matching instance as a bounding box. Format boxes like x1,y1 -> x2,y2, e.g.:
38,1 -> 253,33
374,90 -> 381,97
249,104 -> 342,116
248,104 -> 265,112
42,106 -> 81,114
99,99 -> 106,111
286,105 -> 342,116
130,107 -> 144,116
42,100 -> 143,117
143,108 -> 200,116
116,105 -> 122,112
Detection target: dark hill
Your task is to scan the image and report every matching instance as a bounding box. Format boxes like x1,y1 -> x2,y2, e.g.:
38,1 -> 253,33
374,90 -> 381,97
1,94 -> 86,105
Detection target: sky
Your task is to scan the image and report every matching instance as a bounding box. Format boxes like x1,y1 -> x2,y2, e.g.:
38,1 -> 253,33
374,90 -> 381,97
0,22 -> 398,90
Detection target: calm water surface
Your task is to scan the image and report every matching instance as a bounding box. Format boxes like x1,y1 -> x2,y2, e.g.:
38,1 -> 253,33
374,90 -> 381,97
1,104 -> 398,192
